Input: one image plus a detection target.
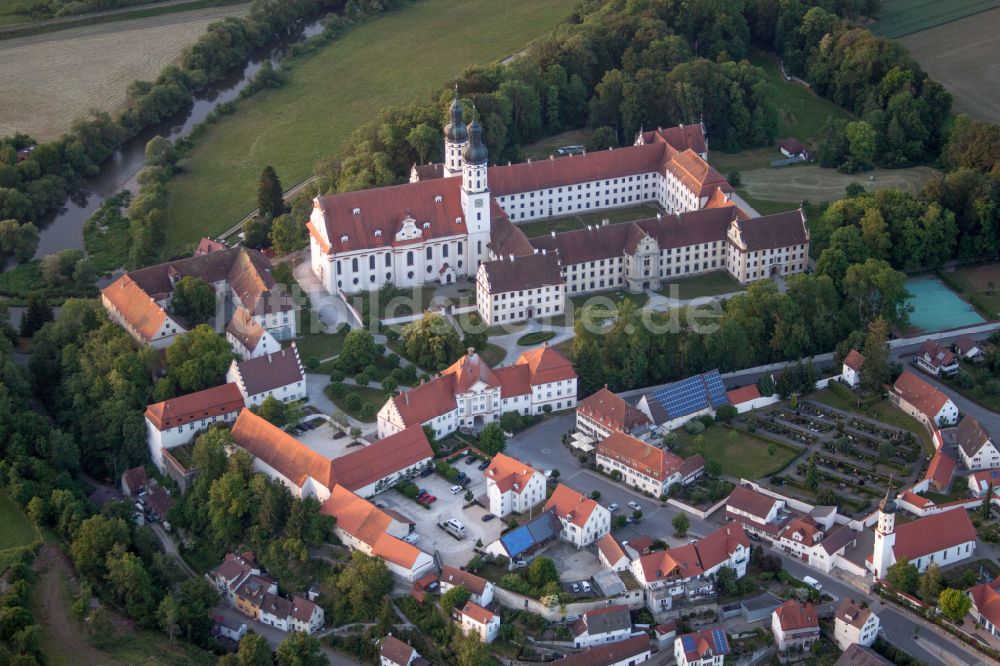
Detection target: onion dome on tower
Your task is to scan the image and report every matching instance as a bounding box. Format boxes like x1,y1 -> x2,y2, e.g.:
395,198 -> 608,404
445,88 -> 468,143
463,117 -> 488,165
879,486 -> 897,514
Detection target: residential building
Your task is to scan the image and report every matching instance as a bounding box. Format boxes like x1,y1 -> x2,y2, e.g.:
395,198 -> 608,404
210,552 -> 263,605
544,484 -> 611,548
889,371 -> 959,430
630,524 -> 750,612
772,600 -> 819,652
570,604 -> 633,648
377,345 -> 577,439
776,515 -> 823,561
674,627 -> 730,666
320,485 -> 435,581
834,598 -> 880,650
483,508 -> 561,562
870,488 -> 977,578
288,596 -> 324,634
967,577 -> 1000,639
231,410 -> 433,500
234,574 -> 278,619
101,246 -> 297,348
556,635 -> 651,666
725,486 -> 788,540
226,307 -> 279,359
635,370 -> 730,431
914,340 -> 960,376
379,635 -> 428,666
968,468 -> 1000,497
144,383 -> 244,472
226,345 -> 306,407
439,565 -> 494,608
597,533 -> 630,571
778,138 -> 806,158
842,349 -> 864,388
576,387 -> 651,441
835,645 -> 893,666
456,601 -> 499,643
215,617 -> 247,642
258,593 -> 293,632
925,451 -> 956,491
483,453 -> 546,518
121,466 -> 148,497
954,335 -> 984,361
596,431 -> 704,496
957,415 -> 1000,470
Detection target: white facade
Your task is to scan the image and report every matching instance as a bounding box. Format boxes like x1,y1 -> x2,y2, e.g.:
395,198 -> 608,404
842,364 -> 861,388
962,440 -> 1000,471
485,469 -> 545,518
476,267 -> 565,326
674,638 -> 724,666
556,504 -> 611,548
458,605 -> 500,644
226,349 -> 307,407
252,457 -> 332,503
227,326 -> 279,360
145,409 -> 241,473
574,626 -> 632,648
834,608 -> 879,651
771,611 -> 819,652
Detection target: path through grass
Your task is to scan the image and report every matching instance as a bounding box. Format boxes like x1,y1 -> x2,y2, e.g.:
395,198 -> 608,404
163,0 -> 578,254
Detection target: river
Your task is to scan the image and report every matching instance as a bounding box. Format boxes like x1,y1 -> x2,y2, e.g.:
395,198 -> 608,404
32,16 -> 329,260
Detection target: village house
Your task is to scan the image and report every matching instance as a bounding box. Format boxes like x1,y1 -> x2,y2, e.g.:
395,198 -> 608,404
101,246 -> 297,348
834,598 -> 880,651
771,600 -> 819,652
968,468 -> 1000,497
674,627 -> 730,666
575,387 -> 651,441
925,451 -> 956,491
144,383 -> 245,472
543,484 -> 611,548
226,307 -> 279,359
957,415 -> 1000,470
870,489 -> 977,578
321,485 -> 435,581
379,635 -> 429,666
914,340 -> 960,377
230,410 -> 433,501
570,604 -> 633,648
377,345 -> 577,439
630,524 -> 750,612
557,635 -> 652,666
725,486 -> 788,540
967,577 -> 1000,640
954,335 -> 984,362
597,533 -> 630,571
889,371 -> 959,430
842,349 -> 864,388
215,617 -> 247,643
226,345 -> 306,407
596,430 -> 704,496
483,453 -> 546,518
439,565 -> 494,608
120,466 -> 148,497
777,138 -> 806,158
210,552 -> 264,605
455,601 -> 500,643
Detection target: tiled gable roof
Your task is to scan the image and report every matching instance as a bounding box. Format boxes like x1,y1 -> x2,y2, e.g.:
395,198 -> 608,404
321,485 -> 393,546
968,577 -> 1000,628
664,148 -> 732,197
844,349 -> 865,372
597,533 -> 627,565
231,409 -> 333,490
380,635 -> 417,665
440,565 -> 489,596
958,415 -> 993,458
835,598 -> 873,630
329,425 -> 432,493
144,383 -> 245,431
459,600 -> 495,625
516,343 -> 576,385
231,345 -> 304,397
227,307 -> 267,351
893,509 -> 976,562
648,124 -> 708,155
577,388 -> 650,433
892,372 -> 952,421
731,209 -> 809,251
775,600 -> 818,631
389,373 -> 459,427
726,384 -> 761,405
485,453 -> 541,495
557,635 -> 650,665
727,486 -> 780,520
544,483 -> 599,528
597,431 -> 684,482
917,340 -> 956,369
101,275 -> 169,341
443,350 -> 502,393
480,253 -> 564,293
924,451 -> 956,489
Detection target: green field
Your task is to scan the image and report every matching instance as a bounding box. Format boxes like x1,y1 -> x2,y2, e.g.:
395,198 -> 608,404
870,0 -> 1000,38
517,204 -> 663,238
0,494 -> 39,562
659,271 -> 742,300
0,0 -> 43,26
948,263 -> 1000,318
670,425 -> 801,480
163,0 -> 579,255
709,49 -> 854,174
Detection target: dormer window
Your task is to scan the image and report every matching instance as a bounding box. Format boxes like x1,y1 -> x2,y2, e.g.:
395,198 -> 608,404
374,229 -> 382,237
340,235 -> 348,243
352,207 -> 361,215
434,195 -> 443,203
455,217 -> 462,224
422,222 -> 431,229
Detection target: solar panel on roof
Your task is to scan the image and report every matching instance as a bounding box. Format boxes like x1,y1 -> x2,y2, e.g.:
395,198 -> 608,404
711,627 -> 728,653
681,635 -> 696,652
500,525 -> 533,558
647,370 -> 730,420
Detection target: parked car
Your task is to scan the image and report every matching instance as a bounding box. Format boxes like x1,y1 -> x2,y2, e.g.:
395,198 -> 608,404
465,456 -> 478,465
478,460 -> 490,470
607,503 -> 620,512
571,583 -> 580,593
580,581 -> 591,593
627,501 -> 642,512
625,515 -> 634,524
416,490 -> 428,499
456,472 -> 469,483
422,495 -> 437,504
419,466 -> 434,478
481,513 -> 496,522
544,469 -> 553,478
449,485 -> 464,495
803,576 -> 822,591
513,559 -> 528,569
402,533 -> 420,545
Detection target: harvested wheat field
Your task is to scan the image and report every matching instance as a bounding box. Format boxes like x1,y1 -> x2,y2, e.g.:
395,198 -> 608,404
0,3 -> 249,141
900,8 -> 1000,124
739,165 -> 940,203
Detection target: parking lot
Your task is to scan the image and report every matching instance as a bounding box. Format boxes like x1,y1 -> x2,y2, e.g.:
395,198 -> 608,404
377,459 -> 503,567
544,541 -> 606,585
293,418 -> 359,459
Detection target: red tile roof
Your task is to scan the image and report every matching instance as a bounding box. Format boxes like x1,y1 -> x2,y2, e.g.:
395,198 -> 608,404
380,635 -> 417,665
321,485 -> 392,545
727,486 -> 780,520
693,524 -> 750,571
515,343 -> 576,385
485,453 -> 541,495
556,636 -> 651,666
780,516 -> 821,547
101,275 -> 169,341
968,577 -> 1000,628
371,532 -> 425,569
775,600 -> 818,631
924,452 -> 956,490
388,374 -> 459,426
637,524 -> 748,580
231,409 -> 332,490
958,415 -> 993,459
231,345 -> 303,396
144,383 -> 245,431
778,138 -> 806,155
443,349 -> 502,393
330,425 -> 432,493
892,372 -> 952,422
664,148 -> 732,197
917,340 -> 957,369
835,598 -> 873,630
597,431 -> 686,483
597,533 -> 627,565
226,307 -> 268,351
844,349 -> 865,372
646,124 -> 708,155
892,509 -> 976,562
440,565 -> 489,596
955,335 -> 981,356
459,600 -> 495,625
194,238 -> 227,256
577,388 -> 651,433
676,628 -> 730,661
726,384 -> 761,405
121,466 -> 148,494
289,596 -> 318,622
544,483 -> 600,528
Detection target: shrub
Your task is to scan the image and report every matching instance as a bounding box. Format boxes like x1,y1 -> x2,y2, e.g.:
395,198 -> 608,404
401,483 -> 419,499
305,356 -> 319,370
327,382 -> 346,398
360,403 -> 376,419
684,420 -> 706,435
715,405 -> 738,422
344,393 -> 362,410
354,373 -> 370,386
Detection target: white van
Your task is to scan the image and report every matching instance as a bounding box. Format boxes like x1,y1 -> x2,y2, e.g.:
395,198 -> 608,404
449,485 -> 463,495
803,575 -> 822,590
402,532 -> 420,545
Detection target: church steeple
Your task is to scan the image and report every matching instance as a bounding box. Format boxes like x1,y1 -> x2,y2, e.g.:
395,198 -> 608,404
443,86 -> 467,178
463,117 -> 488,166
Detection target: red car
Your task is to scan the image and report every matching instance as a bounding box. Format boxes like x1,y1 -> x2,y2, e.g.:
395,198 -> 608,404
422,495 -> 437,504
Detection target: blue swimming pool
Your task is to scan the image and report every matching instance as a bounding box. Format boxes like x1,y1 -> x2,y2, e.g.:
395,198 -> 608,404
905,277 -> 984,332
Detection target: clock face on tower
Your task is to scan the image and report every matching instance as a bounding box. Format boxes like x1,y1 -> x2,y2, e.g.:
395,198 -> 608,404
475,199 -> 483,207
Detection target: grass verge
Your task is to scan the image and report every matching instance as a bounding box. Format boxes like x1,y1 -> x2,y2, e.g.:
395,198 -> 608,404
658,271 -> 742,300
669,425 -> 802,480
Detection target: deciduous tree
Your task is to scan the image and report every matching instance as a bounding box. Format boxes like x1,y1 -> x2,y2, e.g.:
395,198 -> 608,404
170,276 -> 215,325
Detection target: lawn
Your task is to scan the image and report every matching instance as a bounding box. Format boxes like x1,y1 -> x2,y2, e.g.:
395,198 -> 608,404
870,0 -> 1000,38
480,343 -> 507,367
947,263 -> 1000,318
734,192 -> 800,216
516,203 -> 663,238
324,383 -> 389,422
0,0 -> 44,27
517,331 -> 556,346
0,493 -> 39,555
347,285 -> 454,320
294,329 -> 346,363
658,271 -> 743,300
669,425 -> 802,480
522,128 -> 592,160
163,0 -> 579,254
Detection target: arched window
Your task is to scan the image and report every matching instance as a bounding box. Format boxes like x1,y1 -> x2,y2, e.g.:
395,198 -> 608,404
426,246 -> 433,260
351,258 -> 358,272
368,255 -> 375,270
406,251 -> 414,266
385,253 -> 391,267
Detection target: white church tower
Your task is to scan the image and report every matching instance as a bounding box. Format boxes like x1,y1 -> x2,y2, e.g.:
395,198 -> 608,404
444,88 -> 467,178
461,116 -> 490,267
872,487 -> 897,579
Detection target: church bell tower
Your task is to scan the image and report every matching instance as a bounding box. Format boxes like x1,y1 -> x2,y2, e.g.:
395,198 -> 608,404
444,87 -> 467,178
461,116 -> 490,267
873,486 -> 897,579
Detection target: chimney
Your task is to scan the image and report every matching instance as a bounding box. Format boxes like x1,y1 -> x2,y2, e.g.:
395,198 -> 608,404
549,155 -> 555,161
467,347 -> 475,357
550,230 -> 556,238
602,218 -> 609,227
